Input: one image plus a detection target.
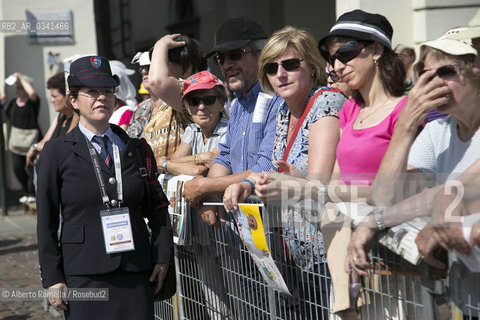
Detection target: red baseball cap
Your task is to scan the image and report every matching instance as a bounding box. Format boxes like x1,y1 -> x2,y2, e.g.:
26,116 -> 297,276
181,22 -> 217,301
182,71 -> 224,100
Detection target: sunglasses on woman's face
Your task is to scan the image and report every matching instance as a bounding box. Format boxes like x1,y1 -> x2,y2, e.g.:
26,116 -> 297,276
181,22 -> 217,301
418,64 -> 461,82
329,41 -> 371,66
264,58 -> 304,75
185,95 -> 217,107
138,65 -> 150,73
327,70 -> 341,82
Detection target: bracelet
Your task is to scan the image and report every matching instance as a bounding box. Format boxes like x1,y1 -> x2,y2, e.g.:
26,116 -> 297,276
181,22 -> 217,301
32,143 -> 38,152
240,179 -> 255,192
161,159 -> 168,173
193,153 -> 198,165
372,208 -> 386,230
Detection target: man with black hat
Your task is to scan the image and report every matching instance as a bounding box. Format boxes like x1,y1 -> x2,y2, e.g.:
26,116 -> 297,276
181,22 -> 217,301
183,16 -> 283,224
182,16 -> 285,319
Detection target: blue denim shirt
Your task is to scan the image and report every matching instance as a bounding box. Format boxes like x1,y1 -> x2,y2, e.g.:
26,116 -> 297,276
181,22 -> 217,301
213,81 -> 283,174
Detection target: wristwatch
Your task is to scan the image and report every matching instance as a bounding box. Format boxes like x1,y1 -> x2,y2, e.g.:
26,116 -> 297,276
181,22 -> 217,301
161,159 -> 168,173
32,143 -> 38,152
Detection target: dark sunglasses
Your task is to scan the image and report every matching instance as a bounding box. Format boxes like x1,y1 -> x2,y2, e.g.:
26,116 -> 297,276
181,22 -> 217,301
329,41 -> 371,66
214,48 -> 257,65
185,95 -> 217,107
264,58 -> 304,75
138,65 -> 150,73
418,64 -> 461,82
327,70 -> 341,82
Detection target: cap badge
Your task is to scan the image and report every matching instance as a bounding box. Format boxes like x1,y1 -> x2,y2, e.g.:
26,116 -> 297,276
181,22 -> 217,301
90,56 -> 102,69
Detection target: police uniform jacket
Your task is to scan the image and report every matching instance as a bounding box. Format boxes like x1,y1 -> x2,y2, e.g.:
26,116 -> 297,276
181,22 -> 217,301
36,124 -> 173,288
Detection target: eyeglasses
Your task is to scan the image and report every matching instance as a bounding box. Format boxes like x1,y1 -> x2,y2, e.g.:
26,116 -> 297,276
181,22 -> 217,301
138,65 -> 150,73
214,48 -> 257,65
327,70 -> 341,82
185,95 -> 217,107
78,88 -> 116,99
329,41 -> 371,66
418,64 -> 461,82
264,58 -> 304,75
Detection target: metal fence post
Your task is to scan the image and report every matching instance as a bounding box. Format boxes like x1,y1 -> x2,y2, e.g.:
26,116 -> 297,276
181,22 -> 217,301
173,245 -> 185,320
0,120 -> 8,216
262,202 -> 278,320
420,262 -> 438,319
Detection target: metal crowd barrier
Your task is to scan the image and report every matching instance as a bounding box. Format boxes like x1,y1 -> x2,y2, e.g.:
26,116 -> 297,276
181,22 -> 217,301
153,190 -> 474,320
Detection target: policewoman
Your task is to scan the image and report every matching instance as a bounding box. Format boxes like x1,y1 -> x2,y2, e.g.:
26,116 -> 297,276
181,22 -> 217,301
36,56 -> 173,320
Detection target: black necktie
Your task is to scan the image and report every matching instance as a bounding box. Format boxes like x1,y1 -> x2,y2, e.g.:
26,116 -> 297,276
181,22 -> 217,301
92,135 -> 112,168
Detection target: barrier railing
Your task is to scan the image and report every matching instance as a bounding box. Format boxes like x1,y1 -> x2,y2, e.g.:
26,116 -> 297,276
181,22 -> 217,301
153,183 -> 472,320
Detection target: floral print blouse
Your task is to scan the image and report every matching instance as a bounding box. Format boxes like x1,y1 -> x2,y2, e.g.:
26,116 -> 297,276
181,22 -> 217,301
272,87 -> 346,271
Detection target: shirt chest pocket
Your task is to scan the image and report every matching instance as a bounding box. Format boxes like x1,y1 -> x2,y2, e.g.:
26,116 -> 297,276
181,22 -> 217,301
247,122 -> 265,161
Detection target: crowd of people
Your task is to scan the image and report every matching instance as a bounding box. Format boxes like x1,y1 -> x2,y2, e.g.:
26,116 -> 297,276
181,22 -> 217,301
5,7 -> 476,320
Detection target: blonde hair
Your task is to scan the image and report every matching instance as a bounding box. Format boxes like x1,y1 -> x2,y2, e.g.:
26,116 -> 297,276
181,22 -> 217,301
258,26 -> 327,93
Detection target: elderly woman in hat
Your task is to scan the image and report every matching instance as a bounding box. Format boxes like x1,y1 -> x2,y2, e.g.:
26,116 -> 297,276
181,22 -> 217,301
158,70 -> 233,319
36,56 -> 173,320
157,70 -> 228,176
348,30 -> 480,271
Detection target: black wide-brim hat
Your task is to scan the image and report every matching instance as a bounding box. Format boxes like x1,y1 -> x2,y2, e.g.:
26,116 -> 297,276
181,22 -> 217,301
68,55 -> 120,88
205,16 -> 268,58
318,9 -> 393,61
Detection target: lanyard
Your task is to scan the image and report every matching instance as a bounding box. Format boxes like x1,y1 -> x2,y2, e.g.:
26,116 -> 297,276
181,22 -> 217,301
85,136 -> 123,209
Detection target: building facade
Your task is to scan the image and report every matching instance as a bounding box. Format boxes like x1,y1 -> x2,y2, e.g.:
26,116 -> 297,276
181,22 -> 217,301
0,0 -> 479,192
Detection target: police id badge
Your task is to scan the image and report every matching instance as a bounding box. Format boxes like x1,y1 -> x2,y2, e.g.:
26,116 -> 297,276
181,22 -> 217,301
100,207 -> 135,254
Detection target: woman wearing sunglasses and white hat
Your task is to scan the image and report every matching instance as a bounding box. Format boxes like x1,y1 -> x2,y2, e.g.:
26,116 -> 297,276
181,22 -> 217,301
36,56 -> 173,320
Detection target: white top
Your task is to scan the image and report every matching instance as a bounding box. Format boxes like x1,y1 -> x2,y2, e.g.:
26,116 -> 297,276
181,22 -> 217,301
408,116 -> 480,184
181,116 -> 228,154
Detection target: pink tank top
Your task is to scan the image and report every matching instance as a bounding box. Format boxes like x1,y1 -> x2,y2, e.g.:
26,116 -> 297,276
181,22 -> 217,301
336,96 -> 408,185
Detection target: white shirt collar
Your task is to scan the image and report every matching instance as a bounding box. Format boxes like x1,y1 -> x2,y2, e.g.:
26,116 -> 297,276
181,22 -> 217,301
78,122 -> 115,143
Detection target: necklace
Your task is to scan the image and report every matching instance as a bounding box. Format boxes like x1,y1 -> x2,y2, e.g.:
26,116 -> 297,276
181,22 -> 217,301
358,97 -> 390,124
288,116 -> 298,131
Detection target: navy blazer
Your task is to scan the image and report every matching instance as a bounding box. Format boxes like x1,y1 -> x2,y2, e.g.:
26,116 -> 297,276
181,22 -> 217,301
36,124 -> 173,288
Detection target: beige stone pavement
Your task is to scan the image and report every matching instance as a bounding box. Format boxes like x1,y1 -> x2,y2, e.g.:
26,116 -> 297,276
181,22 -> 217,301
0,208 -> 62,319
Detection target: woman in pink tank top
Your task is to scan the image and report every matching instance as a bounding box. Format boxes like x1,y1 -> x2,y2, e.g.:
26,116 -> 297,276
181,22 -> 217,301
318,10 -> 408,195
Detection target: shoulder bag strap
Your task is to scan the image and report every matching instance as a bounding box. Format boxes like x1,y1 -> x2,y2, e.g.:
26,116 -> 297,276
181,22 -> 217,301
279,88 -> 336,172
